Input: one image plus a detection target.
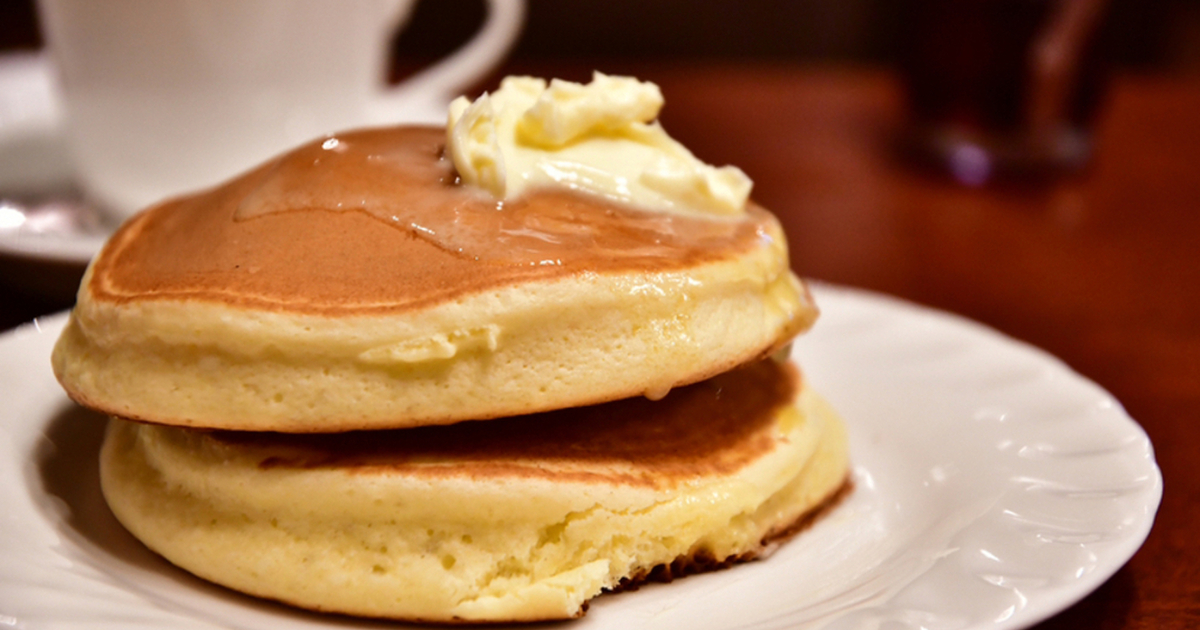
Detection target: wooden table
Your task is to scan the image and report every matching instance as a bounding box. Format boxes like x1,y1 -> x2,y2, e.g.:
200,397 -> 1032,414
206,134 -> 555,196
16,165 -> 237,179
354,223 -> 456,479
1,64 -> 1196,628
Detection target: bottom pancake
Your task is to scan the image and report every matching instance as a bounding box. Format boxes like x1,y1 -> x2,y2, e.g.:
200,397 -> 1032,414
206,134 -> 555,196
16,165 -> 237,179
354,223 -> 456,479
99,360 -> 850,623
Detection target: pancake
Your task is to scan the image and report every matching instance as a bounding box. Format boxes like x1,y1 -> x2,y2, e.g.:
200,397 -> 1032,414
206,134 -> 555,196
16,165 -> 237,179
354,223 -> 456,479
99,359 -> 850,623
52,126 -> 816,432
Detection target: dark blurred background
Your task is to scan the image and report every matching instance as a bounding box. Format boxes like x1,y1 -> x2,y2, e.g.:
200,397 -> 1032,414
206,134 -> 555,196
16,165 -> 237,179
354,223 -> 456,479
2,0 -> 1199,70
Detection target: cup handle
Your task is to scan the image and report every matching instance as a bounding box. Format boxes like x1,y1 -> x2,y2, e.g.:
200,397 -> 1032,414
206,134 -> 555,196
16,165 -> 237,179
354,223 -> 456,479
373,0 -> 525,124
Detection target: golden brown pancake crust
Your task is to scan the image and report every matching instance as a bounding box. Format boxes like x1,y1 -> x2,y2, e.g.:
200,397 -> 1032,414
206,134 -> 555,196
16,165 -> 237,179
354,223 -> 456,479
87,126 -> 783,315
210,358 -> 799,488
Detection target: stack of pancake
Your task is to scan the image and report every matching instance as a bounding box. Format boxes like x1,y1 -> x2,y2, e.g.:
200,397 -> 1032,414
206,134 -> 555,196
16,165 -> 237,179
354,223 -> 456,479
51,125 -> 850,622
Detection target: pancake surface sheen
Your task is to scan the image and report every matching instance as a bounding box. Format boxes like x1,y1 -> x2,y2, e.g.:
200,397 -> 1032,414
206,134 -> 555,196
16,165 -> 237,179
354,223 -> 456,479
100,359 -> 851,622
53,126 -> 817,431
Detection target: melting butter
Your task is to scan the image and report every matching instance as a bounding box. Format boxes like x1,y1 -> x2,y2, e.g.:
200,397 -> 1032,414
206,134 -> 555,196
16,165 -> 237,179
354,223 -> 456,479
447,74 -> 753,217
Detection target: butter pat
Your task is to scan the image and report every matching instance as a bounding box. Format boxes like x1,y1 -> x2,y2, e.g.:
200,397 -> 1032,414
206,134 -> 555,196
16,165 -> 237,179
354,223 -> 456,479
447,73 -> 752,216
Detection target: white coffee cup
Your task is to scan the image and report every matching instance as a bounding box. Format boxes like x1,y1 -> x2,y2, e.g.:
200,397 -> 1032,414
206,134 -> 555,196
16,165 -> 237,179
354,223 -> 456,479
37,0 -> 525,222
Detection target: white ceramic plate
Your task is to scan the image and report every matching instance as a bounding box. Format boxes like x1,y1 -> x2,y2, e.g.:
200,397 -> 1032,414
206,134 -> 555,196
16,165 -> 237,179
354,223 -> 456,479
0,284 -> 1161,630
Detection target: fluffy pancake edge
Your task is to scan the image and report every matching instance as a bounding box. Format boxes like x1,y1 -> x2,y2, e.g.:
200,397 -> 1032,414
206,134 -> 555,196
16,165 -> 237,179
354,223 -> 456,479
98,374 -> 850,622
55,235 -> 815,431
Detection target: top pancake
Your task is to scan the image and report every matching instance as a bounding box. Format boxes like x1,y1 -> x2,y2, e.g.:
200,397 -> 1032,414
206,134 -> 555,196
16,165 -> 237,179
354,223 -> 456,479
53,126 -> 817,431
88,127 -> 780,313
